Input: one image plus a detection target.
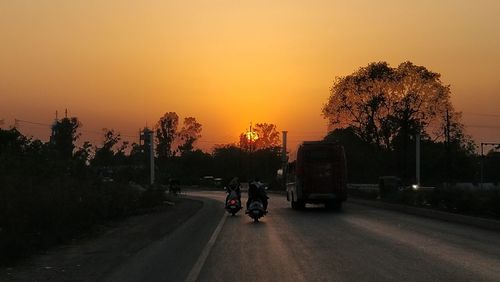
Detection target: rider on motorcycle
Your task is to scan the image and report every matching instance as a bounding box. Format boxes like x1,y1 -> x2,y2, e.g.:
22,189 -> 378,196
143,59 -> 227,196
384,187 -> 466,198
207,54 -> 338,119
246,178 -> 268,212
226,177 -> 241,203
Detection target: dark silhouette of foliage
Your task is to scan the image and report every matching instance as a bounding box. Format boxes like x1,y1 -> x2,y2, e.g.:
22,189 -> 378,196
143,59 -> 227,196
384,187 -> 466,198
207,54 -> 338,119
239,123 -> 281,151
212,143 -> 281,185
51,117 -> 81,160
0,126 -> 166,265
155,112 -> 179,159
178,117 -> 202,155
323,61 -> 475,183
484,151 -> 500,184
92,129 -> 121,167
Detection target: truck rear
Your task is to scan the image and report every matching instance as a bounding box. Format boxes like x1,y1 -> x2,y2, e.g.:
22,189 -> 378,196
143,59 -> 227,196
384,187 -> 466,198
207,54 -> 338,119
286,141 -> 347,209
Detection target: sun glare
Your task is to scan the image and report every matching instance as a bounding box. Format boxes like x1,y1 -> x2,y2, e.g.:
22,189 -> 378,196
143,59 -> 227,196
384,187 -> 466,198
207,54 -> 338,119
245,131 -> 259,142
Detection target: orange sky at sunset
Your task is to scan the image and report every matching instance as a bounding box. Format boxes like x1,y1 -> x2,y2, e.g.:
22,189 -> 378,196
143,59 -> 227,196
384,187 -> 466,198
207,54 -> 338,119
1,0 -> 500,154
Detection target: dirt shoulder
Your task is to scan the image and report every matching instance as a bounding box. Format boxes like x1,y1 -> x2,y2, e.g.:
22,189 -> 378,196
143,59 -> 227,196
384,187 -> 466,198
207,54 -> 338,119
0,198 -> 202,281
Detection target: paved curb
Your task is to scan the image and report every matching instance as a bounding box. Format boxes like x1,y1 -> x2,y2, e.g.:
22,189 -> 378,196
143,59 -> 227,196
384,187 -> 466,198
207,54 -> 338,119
349,198 -> 500,232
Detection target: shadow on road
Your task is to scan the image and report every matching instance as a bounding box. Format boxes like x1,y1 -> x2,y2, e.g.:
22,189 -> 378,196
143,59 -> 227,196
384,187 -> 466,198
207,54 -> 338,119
245,220 -> 268,227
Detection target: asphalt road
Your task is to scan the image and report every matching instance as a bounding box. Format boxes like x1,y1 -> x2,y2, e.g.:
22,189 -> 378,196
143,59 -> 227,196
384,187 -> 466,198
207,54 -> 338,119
106,191 -> 500,282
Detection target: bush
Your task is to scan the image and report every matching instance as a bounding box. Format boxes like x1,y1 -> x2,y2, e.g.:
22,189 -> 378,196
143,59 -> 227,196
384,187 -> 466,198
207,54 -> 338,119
0,177 -> 166,265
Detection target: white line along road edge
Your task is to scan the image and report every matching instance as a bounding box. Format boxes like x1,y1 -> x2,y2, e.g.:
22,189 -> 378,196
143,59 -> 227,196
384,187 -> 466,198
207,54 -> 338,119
185,212 -> 227,282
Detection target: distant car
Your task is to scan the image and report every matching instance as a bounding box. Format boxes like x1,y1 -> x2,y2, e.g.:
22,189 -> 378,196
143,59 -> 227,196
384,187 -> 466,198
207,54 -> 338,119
286,141 -> 347,209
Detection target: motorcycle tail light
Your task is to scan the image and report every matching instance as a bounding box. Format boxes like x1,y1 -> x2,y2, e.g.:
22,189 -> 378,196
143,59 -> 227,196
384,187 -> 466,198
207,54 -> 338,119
229,200 -> 236,204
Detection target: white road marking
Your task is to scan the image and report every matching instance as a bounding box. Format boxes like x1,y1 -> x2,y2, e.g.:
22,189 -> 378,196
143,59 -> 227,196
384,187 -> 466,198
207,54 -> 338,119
185,211 -> 227,282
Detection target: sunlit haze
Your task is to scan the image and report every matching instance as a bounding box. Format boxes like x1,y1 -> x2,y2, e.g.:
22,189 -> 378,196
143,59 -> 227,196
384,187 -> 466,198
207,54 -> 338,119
1,0 -> 499,153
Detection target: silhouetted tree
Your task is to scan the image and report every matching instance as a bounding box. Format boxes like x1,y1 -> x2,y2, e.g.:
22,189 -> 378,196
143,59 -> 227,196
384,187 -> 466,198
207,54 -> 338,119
51,117 -> 81,160
322,61 -> 474,183
92,129 -> 121,167
239,123 -> 281,151
322,61 -> 466,148
155,112 -> 179,159
178,117 -> 202,155
213,144 -> 246,180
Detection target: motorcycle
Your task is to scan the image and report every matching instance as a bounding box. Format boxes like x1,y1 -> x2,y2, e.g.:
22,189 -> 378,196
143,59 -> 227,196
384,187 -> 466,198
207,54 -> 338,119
225,189 -> 242,216
246,198 -> 266,222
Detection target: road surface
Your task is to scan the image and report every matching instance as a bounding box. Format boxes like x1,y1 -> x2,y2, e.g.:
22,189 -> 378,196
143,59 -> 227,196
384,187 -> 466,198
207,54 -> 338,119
107,191 -> 500,282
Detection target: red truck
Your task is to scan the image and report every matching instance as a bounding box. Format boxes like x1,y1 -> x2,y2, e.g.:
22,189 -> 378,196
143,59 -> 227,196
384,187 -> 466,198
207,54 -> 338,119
286,141 -> 347,209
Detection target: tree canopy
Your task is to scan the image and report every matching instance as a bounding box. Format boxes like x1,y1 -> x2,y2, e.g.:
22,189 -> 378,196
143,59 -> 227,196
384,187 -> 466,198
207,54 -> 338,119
178,117 -> 202,155
323,61 -> 475,184
51,117 -> 81,160
155,112 -> 179,159
239,123 -> 281,151
322,61 -> 467,149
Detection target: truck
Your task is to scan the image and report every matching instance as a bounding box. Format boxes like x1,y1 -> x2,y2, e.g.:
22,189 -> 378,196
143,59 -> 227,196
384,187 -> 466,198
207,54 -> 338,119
286,141 -> 347,209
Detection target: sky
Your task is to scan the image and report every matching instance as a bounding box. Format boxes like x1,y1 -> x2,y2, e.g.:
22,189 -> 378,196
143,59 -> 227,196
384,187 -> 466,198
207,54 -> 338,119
1,0 -> 500,154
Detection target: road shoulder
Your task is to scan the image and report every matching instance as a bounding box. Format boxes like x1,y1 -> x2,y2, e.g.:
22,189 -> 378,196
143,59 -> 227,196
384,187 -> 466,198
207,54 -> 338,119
349,198 -> 500,232
0,198 -> 203,281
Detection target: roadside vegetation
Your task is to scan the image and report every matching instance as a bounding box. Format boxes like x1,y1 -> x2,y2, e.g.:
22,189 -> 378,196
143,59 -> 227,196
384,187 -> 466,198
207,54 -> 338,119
0,114 -> 282,265
323,61 -> 500,218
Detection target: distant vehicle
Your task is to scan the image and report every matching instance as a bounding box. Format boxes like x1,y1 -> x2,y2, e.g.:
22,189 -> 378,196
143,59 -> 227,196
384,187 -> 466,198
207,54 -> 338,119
286,141 -> 347,210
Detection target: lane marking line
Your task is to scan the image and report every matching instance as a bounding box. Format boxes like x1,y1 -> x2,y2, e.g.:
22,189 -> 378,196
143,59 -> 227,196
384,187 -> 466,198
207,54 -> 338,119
185,212 -> 227,282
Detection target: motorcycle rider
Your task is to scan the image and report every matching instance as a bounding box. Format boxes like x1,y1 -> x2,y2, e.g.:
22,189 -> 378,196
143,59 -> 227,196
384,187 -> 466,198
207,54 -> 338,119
225,177 -> 241,204
246,178 -> 268,212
